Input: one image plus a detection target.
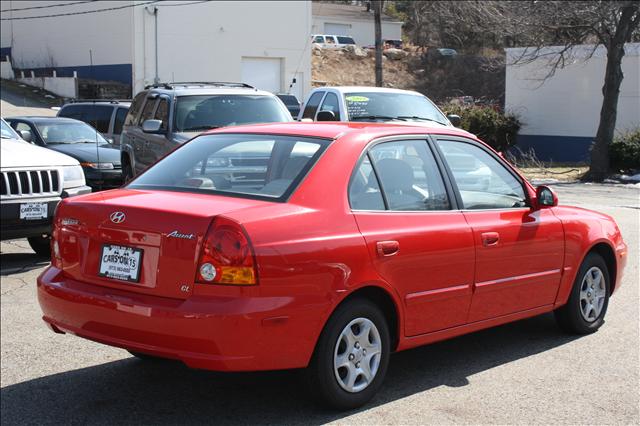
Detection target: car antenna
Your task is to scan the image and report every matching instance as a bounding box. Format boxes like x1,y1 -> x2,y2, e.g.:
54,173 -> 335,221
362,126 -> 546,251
94,119 -> 102,192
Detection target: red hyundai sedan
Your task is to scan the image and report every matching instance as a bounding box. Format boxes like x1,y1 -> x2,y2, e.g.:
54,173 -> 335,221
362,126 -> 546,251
38,122 -> 627,409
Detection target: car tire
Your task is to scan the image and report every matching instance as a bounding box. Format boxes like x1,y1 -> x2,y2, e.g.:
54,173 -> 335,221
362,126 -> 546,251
554,252 -> 611,334
307,298 -> 391,410
27,235 -> 51,257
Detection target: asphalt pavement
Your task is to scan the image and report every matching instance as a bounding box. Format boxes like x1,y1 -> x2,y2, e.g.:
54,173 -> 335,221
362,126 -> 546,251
1,183 -> 638,425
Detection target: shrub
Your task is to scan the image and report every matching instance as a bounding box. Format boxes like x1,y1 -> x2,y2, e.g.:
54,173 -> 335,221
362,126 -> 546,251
440,103 -> 521,152
610,129 -> 640,173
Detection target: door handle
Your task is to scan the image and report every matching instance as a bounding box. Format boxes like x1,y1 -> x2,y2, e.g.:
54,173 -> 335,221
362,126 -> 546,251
377,240 -> 399,257
481,232 -> 500,247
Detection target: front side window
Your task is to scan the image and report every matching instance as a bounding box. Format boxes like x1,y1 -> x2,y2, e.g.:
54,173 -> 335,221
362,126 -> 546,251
1,119 -> 21,139
345,92 -> 448,125
128,134 -> 330,200
139,98 -> 158,124
350,140 -> 450,211
173,95 -> 291,132
436,139 -> 527,209
125,92 -> 146,126
301,92 -> 325,119
154,98 -> 169,130
319,92 -> 340,115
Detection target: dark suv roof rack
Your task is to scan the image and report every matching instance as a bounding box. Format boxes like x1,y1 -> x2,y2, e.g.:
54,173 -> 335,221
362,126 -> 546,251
144,82 -> 255,90
68,98 -> 132,104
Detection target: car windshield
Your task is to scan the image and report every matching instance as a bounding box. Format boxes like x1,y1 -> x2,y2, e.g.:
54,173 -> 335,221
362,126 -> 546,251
345,92 -> 448,124
173,95 -> 292,132
128,134 -> 330,200
1,119 -> 20,139
36,122 -> 109,144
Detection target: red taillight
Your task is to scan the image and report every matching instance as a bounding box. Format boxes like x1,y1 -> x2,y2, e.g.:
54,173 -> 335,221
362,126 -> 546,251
50,206 -> 62,269
196,216 -> 258,285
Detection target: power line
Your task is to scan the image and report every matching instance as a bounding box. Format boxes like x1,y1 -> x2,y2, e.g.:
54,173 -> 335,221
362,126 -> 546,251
155,1 -> 210,7
1,1 -> 160,21
1,0 -> 98,13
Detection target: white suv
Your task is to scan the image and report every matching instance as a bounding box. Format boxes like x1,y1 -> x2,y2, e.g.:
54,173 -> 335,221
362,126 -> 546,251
1,118 -> 91,256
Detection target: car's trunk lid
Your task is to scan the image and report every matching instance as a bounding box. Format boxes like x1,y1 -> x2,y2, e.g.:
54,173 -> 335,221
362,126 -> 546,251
56,189 -> 271,299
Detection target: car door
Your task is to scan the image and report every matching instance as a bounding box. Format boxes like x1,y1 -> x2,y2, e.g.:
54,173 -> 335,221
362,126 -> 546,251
434,137 -> 564,322
133,96 -> 159,172
350,138 -> 475,336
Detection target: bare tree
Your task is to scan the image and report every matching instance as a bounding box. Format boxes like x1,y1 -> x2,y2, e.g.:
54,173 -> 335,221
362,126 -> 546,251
507,1 -> 639,181
373,0 -> 383,86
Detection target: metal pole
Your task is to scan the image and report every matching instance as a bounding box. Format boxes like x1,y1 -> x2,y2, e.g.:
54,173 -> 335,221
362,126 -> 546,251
154,7 -> 159,84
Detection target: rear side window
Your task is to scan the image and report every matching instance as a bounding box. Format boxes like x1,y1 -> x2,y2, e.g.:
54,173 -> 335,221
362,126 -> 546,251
125,92 -> 146,126
301,92 -> 324,119
349,155 -> 385,210
113,107 -> 128,135
337,36 -> 355,44
350,140 -> 450,211
313,36 -> 324,43
58,104 -> 111,133
128,134 -> 330,200
58,104 -> 84,120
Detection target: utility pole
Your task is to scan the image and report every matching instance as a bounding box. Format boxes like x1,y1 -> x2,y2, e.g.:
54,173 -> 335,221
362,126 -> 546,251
373,0 -> 383,87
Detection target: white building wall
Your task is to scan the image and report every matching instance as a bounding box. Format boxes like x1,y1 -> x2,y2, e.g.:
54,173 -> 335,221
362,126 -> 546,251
311,16 -> 402,47
132,1 -> 312,98
0,0 -> 133,71
505,43 -> 640,138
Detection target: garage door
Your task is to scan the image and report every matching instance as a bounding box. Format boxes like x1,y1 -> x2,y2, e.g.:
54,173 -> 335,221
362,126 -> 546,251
241,57 -> 282,94
324,23 -> 351,35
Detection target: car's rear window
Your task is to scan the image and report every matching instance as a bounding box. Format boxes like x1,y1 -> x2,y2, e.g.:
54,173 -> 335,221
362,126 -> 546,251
128,134 -> 330,200
173,95 -> 292,132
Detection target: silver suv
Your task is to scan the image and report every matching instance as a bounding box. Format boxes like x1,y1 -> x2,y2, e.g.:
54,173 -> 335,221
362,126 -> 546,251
120,82 -> 292,179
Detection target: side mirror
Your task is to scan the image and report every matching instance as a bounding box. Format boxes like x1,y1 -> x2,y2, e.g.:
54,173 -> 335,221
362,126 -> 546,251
18,130 -> 33,142
142,119 -> 165,134
447,114 -> 461,127
316,110 -> 337,122
536,185 -> 558,208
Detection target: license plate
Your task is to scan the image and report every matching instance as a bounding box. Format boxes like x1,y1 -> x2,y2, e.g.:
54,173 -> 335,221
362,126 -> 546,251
20,203 -> 47,220
98,244 -> 143,283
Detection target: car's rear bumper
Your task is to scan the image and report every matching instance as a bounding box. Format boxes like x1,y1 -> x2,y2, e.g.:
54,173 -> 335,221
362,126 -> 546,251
37,266 -> 322,371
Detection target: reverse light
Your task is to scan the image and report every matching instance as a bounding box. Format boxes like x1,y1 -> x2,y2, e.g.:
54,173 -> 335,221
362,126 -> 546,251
196,217 -> 257,285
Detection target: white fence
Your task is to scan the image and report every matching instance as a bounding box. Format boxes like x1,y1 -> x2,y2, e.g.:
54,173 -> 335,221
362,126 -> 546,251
16,70 -> 78,98
1,56 -> 14,79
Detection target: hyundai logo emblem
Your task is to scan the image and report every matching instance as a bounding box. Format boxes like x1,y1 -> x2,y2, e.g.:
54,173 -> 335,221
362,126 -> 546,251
110,211 -> 126,224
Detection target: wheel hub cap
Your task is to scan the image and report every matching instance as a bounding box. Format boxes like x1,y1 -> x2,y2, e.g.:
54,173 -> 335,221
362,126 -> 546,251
333,317 -> 382,393
579,266 -> 606,322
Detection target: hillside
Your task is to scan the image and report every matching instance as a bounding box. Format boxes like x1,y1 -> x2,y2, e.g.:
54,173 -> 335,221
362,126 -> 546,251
311,47 -> 418,89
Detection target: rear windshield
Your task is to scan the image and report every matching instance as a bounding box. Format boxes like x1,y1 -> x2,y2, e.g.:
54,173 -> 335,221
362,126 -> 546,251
128,134 -> 330,200
173,95 -> 292,132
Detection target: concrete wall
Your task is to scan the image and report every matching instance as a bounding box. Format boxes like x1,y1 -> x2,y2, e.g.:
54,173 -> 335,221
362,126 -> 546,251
0,0 -> 134,84
131,1 -> 312,97
1,58 -> 14,79
311,16 -> 402,47
17,74 -> 78,98
505,43 -> 640,162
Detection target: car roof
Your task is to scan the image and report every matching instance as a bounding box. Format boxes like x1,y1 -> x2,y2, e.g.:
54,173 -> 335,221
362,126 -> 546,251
206,122 -> 476,143
312,86 -> 425,96
63,101 -> 131,107
6,116 -> 84,124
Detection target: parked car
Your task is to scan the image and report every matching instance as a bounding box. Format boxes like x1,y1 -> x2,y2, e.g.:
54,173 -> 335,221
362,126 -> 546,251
311,34 -> 356,48
5,117 -> 123,192
120,82 -> 292,180
1,118 -> 90,256
38,122 -> 627,409
383,39 -> 403,49
276,93 -> 301,118
56,99 -> 131,147
298,86 -> 461,126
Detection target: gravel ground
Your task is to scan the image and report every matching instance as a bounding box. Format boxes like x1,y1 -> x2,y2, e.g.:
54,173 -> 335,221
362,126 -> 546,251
1,183 -> 638,425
